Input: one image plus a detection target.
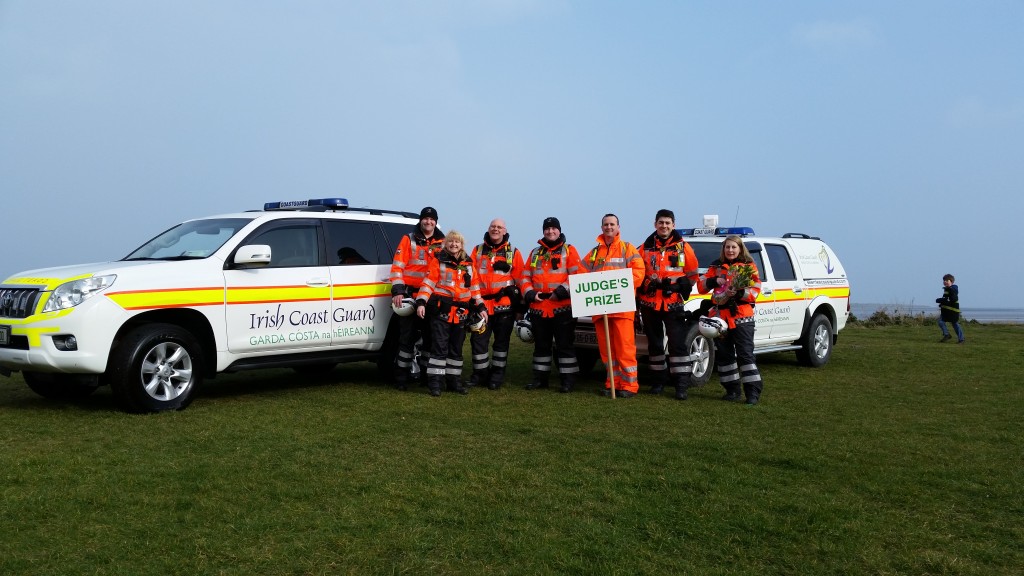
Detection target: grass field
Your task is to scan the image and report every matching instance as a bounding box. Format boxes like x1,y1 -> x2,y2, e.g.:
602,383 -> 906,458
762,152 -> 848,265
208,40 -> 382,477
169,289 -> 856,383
1,322 -> 1021,575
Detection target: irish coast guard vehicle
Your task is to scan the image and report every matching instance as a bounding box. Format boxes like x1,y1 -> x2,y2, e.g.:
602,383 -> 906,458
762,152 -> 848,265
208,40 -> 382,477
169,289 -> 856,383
0,198 -> 423,412
574,216 -> 851,386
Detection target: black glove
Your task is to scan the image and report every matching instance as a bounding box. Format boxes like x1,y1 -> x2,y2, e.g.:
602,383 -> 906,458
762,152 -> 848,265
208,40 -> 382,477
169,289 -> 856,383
503,285 -> 522,300
675,277 -> 692,299
524,290 -> 537,303
659,278 -> 673,289
935,298 -> 943,304
537,292 -> 552,300
704,276 -> 720,289
492,261 -> 511,273
641,277 -> 656,295
553,285 -> 570,301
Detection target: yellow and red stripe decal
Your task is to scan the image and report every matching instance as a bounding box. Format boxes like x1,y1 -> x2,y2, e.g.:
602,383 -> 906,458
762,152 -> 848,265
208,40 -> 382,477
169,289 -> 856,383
105,282 -> 391,311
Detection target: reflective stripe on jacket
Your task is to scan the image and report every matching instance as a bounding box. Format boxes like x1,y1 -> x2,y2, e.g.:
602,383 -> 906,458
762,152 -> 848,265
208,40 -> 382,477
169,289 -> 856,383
581,233 -> 644,319
470,239 -> 525,315
637,231 -> 699,312
521,238 -> 581,318
698,259 -> 762,329
416,252 -> 483,324
390,230 -> 445,294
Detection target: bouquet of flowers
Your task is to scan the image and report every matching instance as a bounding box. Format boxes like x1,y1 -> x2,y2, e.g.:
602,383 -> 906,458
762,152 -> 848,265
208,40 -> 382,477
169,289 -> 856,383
712,264 -> 755,306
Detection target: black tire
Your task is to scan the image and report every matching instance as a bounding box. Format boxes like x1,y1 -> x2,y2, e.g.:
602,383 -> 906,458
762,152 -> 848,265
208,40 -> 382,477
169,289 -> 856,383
683,322 -> 715,387
796,314 -> 833,368
108,323 -> 202,413
23,372 -> 100,400
576,349 -> 600,375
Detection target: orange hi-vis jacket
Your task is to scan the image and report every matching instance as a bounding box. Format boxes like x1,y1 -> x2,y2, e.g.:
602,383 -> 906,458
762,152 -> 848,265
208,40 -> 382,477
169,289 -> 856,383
697,259 -> 762,329
390,230 -> 445,296
415,251 -> 483,324
521,236 -> 582,318
637,230 -> 699,312
581,233 -> 645,319
470,236 -> 526,315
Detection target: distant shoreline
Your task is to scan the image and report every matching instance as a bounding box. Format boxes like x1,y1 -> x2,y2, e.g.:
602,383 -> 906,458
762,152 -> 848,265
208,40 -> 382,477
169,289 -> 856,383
851,303 -> 1023,324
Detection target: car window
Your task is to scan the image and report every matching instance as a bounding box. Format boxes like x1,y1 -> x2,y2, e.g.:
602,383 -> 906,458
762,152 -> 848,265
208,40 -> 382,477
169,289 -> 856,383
765,244 -> 797,281
379,222 -> 418,257
248,224 -> 321,268
323,220 -> 380,265
125,218 -> 253,260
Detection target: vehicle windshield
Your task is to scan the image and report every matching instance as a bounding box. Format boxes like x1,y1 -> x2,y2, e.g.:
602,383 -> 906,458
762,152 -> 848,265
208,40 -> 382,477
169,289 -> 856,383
123,218 -> 253,261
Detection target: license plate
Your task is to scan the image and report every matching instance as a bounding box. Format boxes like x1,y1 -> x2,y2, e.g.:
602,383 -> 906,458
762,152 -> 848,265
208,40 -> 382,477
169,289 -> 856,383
574,331 -> 597,345
0,325 -> 9,346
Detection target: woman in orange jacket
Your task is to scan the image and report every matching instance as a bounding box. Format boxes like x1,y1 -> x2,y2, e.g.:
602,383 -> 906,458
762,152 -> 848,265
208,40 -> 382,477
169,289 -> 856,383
415,230 -> 485,397
697,235 -> 763,404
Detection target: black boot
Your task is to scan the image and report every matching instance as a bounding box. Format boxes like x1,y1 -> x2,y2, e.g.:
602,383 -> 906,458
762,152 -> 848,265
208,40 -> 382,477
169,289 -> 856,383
559,374 -> 575,393
487,368 -> 504,390
394,369 -> 409,392
721,385 -> 742,402
446,375 -> 468,395
647,380 -> 666,395
674,379 -> 688,400
427,375 -> 443,397
525,373 -> 549,390
744,383 -> 761,405
468,369 -> 488,388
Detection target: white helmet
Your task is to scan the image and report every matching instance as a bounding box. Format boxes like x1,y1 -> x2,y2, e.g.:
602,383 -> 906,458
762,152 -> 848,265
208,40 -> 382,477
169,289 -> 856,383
392,297 -> 416,317
468,312 -> 487,334
698,315 -> 728,339
514,319 -> 534,343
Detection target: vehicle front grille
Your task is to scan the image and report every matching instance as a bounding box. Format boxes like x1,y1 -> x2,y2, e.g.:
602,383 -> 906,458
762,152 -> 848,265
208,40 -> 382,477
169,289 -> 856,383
0,288 -> 41,319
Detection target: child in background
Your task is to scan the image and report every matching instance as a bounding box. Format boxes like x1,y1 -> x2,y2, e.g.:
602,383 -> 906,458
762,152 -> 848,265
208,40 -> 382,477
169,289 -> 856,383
936,273 -> 964,344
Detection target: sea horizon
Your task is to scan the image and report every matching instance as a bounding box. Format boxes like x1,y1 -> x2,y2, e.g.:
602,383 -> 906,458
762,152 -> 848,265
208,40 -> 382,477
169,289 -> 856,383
851,303 -> 1024,324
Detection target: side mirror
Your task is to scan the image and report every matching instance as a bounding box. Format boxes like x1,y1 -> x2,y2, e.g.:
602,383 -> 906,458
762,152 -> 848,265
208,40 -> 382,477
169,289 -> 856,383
234,244 -> 272,267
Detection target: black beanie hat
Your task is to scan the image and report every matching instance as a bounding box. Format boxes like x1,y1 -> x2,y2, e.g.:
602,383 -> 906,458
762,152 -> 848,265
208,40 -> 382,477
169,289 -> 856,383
420,206 -> 438,220
542,217 -> 561,231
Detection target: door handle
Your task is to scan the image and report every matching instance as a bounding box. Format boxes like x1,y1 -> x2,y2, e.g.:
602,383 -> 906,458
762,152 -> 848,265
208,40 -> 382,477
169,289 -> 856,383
307,278 -> 330,287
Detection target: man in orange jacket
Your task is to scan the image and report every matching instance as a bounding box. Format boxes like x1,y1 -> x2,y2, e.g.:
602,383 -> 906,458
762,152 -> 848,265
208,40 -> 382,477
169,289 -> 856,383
469,218 -> 525,389
389,206 -> 445,390
582,214 -> 645,397
637,209 -> 700,399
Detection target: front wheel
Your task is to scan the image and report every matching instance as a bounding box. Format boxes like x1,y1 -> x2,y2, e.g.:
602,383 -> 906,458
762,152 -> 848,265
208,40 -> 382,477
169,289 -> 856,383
796,314 -> 834,367
108,324 -> 203,413
683,322 -> 715,387
23,372 -> 100,400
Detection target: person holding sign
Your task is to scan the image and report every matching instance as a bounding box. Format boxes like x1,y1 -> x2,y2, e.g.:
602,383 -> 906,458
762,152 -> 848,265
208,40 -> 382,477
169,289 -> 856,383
638,209 -> 700,400
582,214 -> 645,398
415,231 -> 486,397
469,218 -> 526,389
521,217 -> 582,393
698,235 -> 763,405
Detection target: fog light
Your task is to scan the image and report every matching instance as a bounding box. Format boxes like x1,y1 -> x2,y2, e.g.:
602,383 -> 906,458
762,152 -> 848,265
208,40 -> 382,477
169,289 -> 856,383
53,335 -> 78,351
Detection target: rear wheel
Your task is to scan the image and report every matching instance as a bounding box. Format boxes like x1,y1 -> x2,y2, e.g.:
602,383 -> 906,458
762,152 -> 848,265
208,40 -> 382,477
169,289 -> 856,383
797,314 -> 833,367
683,322 -> 715,387
23,372 -> 100,400
108,324 -> 203,413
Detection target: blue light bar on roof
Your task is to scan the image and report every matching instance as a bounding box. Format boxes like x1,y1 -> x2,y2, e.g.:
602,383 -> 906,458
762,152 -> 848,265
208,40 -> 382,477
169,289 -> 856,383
264,198 -> 350,211
679,226 -> 756,237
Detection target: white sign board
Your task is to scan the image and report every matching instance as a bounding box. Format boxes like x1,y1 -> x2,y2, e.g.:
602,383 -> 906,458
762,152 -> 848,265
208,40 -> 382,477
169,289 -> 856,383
569,269 -> 636,317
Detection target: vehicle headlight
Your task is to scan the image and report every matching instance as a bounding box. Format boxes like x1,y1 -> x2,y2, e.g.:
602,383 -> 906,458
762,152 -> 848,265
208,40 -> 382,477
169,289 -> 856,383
43,275 -> 117,312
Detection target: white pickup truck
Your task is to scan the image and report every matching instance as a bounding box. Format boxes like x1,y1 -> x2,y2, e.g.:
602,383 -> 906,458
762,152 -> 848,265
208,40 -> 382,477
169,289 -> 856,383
573,224 -> 851,386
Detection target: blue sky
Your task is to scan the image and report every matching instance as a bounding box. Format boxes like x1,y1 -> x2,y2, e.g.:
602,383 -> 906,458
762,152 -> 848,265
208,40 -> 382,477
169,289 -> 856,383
2,1 -> 1021,308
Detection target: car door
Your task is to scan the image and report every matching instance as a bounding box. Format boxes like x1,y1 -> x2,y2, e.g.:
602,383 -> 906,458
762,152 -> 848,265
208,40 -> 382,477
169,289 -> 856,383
760,243 -> 804,341
224,219 -> 334,353
323,219 -> 399,349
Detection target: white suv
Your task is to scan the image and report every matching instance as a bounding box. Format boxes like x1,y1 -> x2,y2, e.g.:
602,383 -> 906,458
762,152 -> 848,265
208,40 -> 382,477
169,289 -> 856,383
574,224 -> 851,386
0,198 -> 422,412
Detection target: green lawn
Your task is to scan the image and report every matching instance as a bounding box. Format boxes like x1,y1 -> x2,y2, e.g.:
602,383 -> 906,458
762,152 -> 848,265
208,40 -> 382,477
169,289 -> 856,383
1,323 -> 1021,575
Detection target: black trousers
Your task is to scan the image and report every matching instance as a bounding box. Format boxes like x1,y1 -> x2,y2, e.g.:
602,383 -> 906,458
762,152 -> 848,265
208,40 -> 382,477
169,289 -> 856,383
641,307 -> 693,387
714,320 -> 762,397
529,311 -> 579,381
425,313 -> 467,391
470,311 -> 515,375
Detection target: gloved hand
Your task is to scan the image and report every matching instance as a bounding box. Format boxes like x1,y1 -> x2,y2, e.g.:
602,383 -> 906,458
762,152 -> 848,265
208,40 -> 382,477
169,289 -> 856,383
659,278 -> 673,290
524,290 -> 537,303
676,277 -> 693,299
492,261 -> 511,273
641,278 -> 657,295
537,292 -> 552,300
935,298 -> 943,304
553,285 -> 570,301
503,285 -> 522,301
704,276 -> 720,289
